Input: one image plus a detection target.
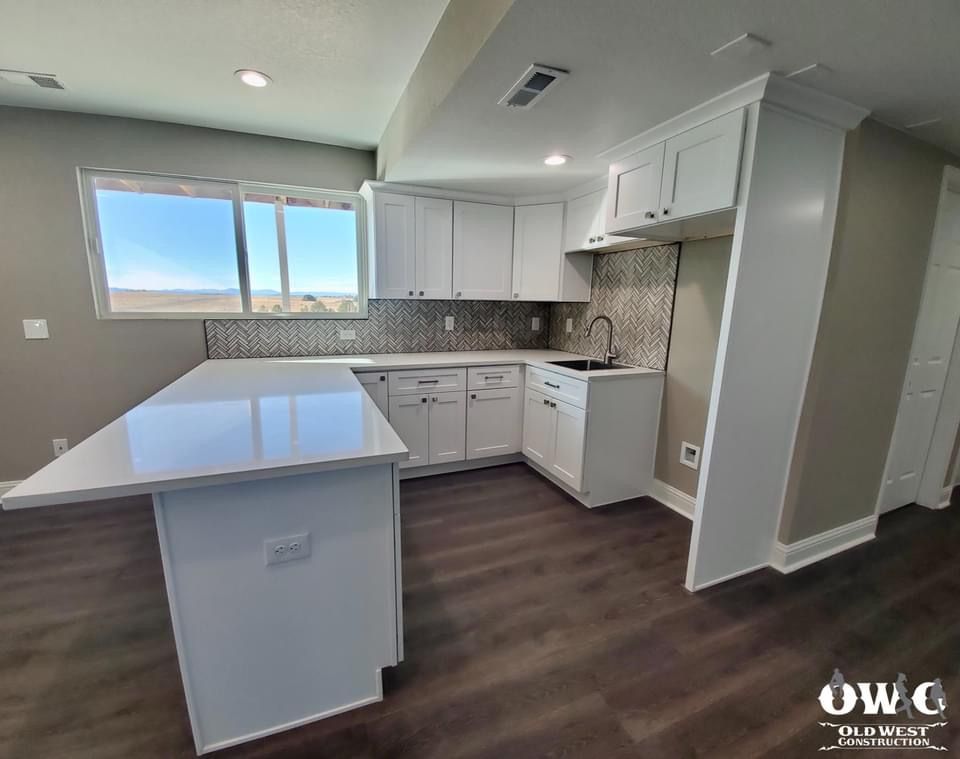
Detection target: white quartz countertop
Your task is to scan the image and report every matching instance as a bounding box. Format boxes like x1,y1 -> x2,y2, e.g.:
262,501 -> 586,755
2,350 -> 661,510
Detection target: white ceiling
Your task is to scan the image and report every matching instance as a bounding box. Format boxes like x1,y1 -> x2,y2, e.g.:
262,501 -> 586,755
384,0 -> 960,194
0,0 -> 450,149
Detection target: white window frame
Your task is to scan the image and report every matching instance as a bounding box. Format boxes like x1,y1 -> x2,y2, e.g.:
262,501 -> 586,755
78,167 -> 369,320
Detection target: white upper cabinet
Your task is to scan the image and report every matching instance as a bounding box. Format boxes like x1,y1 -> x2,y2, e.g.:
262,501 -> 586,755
372,193 -> 416,299
660,108 -> 745,221
452,201 -> 514,300
414,197 -> 453,299
606,143 -> 665,233
564,188 -> 634,252
606,108 -> 745,235
512,202 -> 591,302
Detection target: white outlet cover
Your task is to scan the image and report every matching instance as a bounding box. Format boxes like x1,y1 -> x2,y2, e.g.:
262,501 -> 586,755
444,316 -> 454,331
531,317 -> 541,331
23,319 -> 49,339
565,318 -> 573,333
264,533 -> 311,566
338,329 -> 356,341
52,438 -> 68,457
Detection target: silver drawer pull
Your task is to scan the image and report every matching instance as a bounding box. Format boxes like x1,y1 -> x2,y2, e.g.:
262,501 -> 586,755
483,375 -> 504,380
544,381 -> 560,389
417,379 -> 440,384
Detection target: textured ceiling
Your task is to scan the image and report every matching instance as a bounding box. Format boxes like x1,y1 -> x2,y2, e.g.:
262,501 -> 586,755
0,0 -> 450,149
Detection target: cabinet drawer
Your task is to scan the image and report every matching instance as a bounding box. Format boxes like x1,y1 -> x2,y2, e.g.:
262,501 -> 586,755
467,364 -> 521,390
389,367 -> 466,396
526,367 -> 588,409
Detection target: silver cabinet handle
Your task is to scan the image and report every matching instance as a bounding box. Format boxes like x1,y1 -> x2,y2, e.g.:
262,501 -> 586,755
589,237 -> 596,243
419,290 -> 424,296
513,293 -> 519,298
644,211 -> 655,219
455,291 -> 462,298
379,375 -> 385,381
662,207 -> 670,216
417,379 -> 439,384
470,393 -> 477,400
420,397 -> 427,403
543,398 -> 550,405
408,290 -> 414,296
550,401 -> 557,408
544,381 -> 560,389
483,374 -> 504,380
432,396 -> 438,402
597,235 -> 604,241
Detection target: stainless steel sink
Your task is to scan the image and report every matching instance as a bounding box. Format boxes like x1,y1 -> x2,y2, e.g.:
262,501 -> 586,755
547,359 -> 633,372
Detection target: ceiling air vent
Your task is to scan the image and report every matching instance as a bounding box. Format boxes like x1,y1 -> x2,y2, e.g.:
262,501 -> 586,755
0,69 -> 65,90
498,64 -> 568,110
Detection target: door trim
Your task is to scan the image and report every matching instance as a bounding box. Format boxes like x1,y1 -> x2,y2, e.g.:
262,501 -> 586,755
877,164 -> 960,514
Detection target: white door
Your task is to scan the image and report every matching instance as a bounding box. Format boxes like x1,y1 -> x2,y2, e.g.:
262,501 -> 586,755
606,142 -> 665,233
660,108 -> 745,221
452,201 -> 514,300
372,193 -> 416,299
512,203 -> 565,301
550,399 -> 587,492
880,186 -> 960,512
414,197 -> 452,299
355,372 -> 389,417
522,389 -> 556,465
466,387 -> 522,459
428,391 -> 466,464
388,394 -> 429,468
564,190 -> 602,252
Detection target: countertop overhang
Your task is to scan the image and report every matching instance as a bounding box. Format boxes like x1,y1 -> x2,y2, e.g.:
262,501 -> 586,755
2,350 -> 662,510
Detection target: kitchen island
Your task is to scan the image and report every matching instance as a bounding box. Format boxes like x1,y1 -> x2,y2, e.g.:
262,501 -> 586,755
2,349 -> 661,754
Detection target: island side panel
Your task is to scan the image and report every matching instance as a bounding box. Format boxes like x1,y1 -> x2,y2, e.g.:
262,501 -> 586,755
153,464 -> 399,754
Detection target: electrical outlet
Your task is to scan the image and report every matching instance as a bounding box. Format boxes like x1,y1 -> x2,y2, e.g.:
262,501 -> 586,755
531,317 -> 541,331
52,438 -> 68,457
23,319 -> 49,340
565,318 -> 573,333
264,533 -> 311,566
444,315 -> 454,331
338,329 -> 356,341
680,441 -> 701,470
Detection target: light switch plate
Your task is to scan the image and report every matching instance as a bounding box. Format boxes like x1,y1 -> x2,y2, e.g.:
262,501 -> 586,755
565,318 -> 573,333
444,316 -> 454,331
23,319 -> 49,340
680,441 -> 701,470
531,317 -> 541,332
264,533 -> 311,566
338,329 -> 356,341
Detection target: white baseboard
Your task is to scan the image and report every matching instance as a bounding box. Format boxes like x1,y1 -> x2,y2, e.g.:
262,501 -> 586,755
648,479 -> 696,520
935,485 -> 956,510
770,514 -> 877,574
0,480 -> 22,502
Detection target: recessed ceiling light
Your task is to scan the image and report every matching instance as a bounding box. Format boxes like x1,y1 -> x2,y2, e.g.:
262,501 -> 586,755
235,69 -> 271,88
544,154 -> 570,166
710,33 -> 771,60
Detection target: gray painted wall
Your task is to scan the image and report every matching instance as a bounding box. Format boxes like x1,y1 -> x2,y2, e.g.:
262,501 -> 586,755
0,106 -> 374,481
654,237 -> 732,497
779,119 -> 959,543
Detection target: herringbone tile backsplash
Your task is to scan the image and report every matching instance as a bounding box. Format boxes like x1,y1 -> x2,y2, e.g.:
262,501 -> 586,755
205,300 -> 550,359
549,245 -> 679,370
205,245 -> 678,365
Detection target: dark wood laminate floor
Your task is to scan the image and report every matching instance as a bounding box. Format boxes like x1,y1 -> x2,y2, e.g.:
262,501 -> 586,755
1,463 -> 958,758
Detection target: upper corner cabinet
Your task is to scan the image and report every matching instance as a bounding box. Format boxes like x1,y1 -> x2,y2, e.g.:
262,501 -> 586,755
606,108 -> 746,236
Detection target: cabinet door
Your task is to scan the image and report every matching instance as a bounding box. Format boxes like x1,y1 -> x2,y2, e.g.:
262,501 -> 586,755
522,389 -> 557,466
452,202 -> 514,300
550,399 -> 587,492
414,197 -> 453,299
660,108 -> 745,220
428,391 -> 466,465
512,203 -> 565,301
388,394 -> 429,468
606,142 -> 665,234
372,193 -> 416,299
466,387 -> 522,459
563,190 -> 603,253
355,372 -> 389,417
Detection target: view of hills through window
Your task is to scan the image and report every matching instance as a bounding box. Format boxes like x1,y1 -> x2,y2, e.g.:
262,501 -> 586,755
93,176 -> 360,315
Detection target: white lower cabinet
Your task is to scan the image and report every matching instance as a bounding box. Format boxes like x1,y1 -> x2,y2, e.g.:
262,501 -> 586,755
550,400 -> 586,491
467,387 -> 522,459
355,372 -> 389,417
428,391 -> 466,464
388,394 -> 430,469
522,389 -> 586,491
